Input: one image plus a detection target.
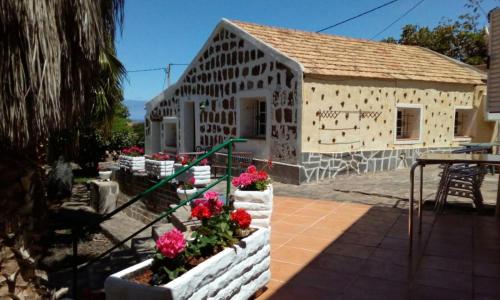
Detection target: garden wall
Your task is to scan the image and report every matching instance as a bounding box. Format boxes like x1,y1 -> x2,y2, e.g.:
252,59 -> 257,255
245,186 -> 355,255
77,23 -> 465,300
113,170 -> 179,224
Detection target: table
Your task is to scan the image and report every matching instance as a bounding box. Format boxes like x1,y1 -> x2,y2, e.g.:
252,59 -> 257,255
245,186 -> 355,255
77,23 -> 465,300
408,153 -> 500,255
89,179 -> 119,214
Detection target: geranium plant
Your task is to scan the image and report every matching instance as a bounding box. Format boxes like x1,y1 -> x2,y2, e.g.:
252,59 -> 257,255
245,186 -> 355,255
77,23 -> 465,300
232,165 -> 271,191
150,152 -> 170,161
176,155 -> 192,166
122,146 -> 144,157
148,191 -> 253,285
179,176 -> 195,190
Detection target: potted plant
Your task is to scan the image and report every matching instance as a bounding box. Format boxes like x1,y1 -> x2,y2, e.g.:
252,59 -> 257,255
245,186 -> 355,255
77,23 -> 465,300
119,146 -> 145,173
98,166 -> 113,181
176,176 -> 197,201
146,152 -> 174,179
232,165 -> 273,228
174,156 -> 211,186
104,191 -> 270,300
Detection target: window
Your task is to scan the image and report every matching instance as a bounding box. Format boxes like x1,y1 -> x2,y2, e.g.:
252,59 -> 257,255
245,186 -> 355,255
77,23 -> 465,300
395,106 -> 421,142
240,98 -> 266,138
454,108 -> 473,138
162,118 -> 177,149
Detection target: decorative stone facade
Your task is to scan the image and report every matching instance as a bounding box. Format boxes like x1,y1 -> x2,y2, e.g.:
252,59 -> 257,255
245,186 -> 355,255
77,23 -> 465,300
147,24 -> 300,163
299,147 -> 457,183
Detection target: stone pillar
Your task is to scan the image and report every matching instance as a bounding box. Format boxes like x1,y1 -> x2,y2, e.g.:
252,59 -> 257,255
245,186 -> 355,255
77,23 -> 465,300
89,180 -> 119,214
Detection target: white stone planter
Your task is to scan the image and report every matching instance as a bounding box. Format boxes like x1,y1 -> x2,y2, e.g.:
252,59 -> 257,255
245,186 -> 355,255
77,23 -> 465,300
104,228 -> 270,300
176,187 -> 197,201
98,170 -> 112,180
174,164 -> 211,187
119,155 -> 145,172
233,185 -> 273,228
146,159 -> 174,179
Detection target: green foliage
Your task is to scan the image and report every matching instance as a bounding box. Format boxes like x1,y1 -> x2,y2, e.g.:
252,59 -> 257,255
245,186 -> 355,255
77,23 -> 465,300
382,11 -> 488,65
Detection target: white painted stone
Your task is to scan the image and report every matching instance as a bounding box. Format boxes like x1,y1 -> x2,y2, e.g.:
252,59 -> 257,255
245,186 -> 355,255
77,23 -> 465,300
233,185 -> 273,228
105,228 -> 270,300
176,188 -> 197,201
119,155 -> 146,172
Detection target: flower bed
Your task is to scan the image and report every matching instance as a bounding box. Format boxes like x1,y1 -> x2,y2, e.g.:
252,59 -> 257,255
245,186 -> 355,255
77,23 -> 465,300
146,153 -> 174,179
105,191 -> 270,300
232,165 -> 273,229
119,146 -> 145,172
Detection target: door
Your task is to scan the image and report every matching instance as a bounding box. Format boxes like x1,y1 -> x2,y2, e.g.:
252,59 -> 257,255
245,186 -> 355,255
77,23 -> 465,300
183,102 -> 196,152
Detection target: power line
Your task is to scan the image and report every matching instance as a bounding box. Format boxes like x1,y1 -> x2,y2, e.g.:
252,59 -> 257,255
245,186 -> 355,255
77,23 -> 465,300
370,0 -> 425,40
126,67 -> 166,73
316,0 -> 400,33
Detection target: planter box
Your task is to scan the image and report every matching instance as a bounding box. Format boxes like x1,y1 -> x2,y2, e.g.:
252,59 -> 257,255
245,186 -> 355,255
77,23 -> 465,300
233,185 -> 273,228
119,155 -> 145,172
146,159 -> 174,179
174,164 -> 211,187
105,228 -> 270,300
176,187 -> 197,201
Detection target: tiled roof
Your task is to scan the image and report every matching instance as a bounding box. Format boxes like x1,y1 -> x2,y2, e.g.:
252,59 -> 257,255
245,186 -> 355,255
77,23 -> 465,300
230,20 -> 486,85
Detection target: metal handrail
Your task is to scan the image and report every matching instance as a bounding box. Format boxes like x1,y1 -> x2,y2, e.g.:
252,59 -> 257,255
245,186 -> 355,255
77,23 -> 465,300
71,138 -> 246,298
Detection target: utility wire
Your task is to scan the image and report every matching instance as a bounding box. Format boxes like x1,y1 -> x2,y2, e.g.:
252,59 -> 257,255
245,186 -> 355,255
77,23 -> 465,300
126,63 -> 188,73
370,0 -> 425,40
316,0 -> 399,33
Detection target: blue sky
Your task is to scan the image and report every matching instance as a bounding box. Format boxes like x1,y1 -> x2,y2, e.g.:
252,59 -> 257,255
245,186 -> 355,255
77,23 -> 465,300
117,0 -> 498,121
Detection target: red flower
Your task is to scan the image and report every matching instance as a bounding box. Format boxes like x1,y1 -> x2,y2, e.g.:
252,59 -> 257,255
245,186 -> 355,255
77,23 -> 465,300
256,170 -> 268,181
200,158 -> 209,166
267,159 -> 273,170
247,165 -> 257,174
231,208 -> 252,229
191,204 -> 212,220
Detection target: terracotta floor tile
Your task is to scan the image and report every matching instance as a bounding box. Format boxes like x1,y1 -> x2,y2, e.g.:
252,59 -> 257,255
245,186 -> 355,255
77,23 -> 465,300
414,268 -> 472,292
270,260 -> 304,282
271,246 -> 318,265
369,248 -> 420,268
324,242 -> 376,259
267,283 -> 341,300
420,255 -> 473,273
291,207 -> 332,217
341,276 -> 409,300
270,213 -> 289,222
474,277 -> 500,297
309,252 -> 366,275
271,221 -> 307,235
300,226 -> 344,240
474,263 -> 500,278
270,232 -> 293,247
474,249 -> 500,264
336,231 -> 385,247
287,267 -> 355,293
279,215 -> 319,226
284,234 -> 334,252
305,200 -> 341,211
410,284 -> 471,300
359,260 -> 413,283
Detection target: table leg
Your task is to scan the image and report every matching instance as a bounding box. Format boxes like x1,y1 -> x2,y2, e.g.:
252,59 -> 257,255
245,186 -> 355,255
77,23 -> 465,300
419,164 -> 424,233
409,162 -> 418,255
497,173 -> 500,217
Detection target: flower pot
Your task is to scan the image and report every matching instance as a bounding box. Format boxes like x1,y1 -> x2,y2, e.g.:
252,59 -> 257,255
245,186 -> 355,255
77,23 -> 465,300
104,228 -> 270,300
176,187 -> 197,201
233,185 -> 273,228
98,170 -> 112,180
146,159 -> 174,179
119,155 -> 145,172
173,164 -> 211,187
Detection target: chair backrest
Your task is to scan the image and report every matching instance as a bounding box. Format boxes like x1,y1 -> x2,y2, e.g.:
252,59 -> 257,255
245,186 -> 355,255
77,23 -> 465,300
451,146 -> 491,154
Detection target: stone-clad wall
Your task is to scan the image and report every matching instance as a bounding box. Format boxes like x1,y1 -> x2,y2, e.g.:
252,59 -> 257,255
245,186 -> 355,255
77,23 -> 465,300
114,170 -> 178,224
148,25 -> 300,163
299,147 -> 457,183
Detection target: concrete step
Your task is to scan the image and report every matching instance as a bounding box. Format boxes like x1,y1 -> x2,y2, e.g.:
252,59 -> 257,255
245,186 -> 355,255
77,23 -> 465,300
170,204 -> 201,232
100,211 -> 151,249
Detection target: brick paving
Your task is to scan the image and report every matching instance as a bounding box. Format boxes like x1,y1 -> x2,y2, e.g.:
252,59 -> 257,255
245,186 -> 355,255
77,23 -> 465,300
256,196 -> 500,300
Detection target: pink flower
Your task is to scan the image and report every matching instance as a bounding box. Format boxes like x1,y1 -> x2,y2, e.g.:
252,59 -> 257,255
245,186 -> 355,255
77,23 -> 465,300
156,229 -> 186,259
211,199 -> 224,214
188,176 -> 196,185
193,198 -> 208,207
200,158 -> 209,166
204,191 -> 219,201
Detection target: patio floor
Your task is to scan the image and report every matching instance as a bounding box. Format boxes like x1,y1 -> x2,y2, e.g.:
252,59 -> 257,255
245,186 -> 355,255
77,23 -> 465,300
256,196 -> 500,300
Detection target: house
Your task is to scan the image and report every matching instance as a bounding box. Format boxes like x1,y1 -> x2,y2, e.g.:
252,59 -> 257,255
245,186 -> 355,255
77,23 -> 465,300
488,8 -> 500,121
145,19 -> 496,184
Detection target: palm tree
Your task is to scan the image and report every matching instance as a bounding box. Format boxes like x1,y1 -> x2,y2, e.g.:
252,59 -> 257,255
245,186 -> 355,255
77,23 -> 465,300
0,1 -> 124,297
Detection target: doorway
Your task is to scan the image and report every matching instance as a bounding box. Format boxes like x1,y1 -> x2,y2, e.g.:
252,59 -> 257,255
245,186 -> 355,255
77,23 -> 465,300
183,101 -> 196,152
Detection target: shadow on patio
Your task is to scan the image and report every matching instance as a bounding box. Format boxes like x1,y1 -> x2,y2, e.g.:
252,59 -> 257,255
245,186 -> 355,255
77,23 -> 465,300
256,196 -> 500,300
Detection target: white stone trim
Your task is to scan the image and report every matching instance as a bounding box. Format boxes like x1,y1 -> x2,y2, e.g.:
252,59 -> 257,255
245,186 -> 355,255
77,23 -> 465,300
393,103 -> 424,145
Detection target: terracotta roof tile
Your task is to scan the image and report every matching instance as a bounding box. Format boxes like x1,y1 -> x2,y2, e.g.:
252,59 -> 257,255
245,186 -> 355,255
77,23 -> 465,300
230,20 -> 486,85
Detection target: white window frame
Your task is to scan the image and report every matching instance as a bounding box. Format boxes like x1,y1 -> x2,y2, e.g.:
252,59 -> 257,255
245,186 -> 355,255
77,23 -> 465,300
162,116 -> 178,152
453,106 -> 473,142
393,103 -> 423,145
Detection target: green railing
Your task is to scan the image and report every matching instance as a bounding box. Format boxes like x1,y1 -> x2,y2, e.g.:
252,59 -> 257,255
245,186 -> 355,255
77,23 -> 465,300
71,138 -> 246,298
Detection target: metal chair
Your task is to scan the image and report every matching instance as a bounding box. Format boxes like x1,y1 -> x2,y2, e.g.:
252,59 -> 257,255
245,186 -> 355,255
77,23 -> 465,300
434,146 -> 489,212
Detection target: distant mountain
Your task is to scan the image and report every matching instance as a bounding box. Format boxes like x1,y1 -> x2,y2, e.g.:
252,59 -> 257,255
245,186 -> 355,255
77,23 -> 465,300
124,99 -> 147,122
